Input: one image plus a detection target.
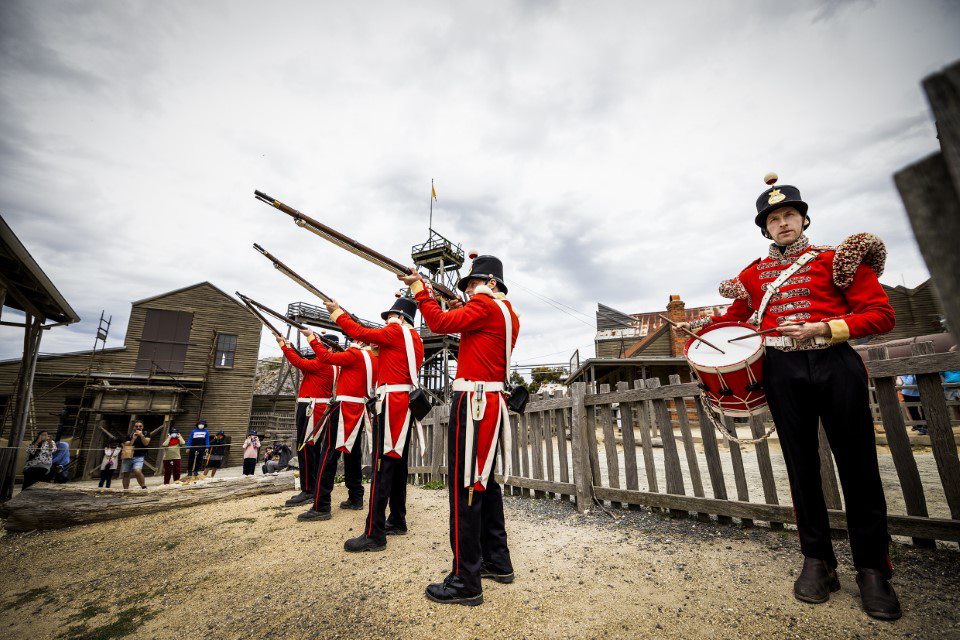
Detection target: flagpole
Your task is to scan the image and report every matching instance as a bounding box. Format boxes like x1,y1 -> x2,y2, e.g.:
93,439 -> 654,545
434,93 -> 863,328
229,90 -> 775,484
429,178 -> 434,233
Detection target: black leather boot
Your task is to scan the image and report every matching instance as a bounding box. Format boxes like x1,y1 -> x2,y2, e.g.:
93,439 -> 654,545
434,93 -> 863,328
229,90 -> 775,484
425,575 -> 483,606
339,498 -> 364,510
285,491 -> 313,507
856,569 -> 902,620
793,557 -> 840,604
344,533 -> 386,553
297,508 -> 331,522
480,563 -> 515,584
385,523 -> 408,536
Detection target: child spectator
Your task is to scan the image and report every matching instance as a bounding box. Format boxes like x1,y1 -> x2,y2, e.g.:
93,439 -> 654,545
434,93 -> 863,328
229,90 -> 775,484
206,431 -> 227,477
161,427 -> 184,484
242,430 -> 260,476
99,438 -> 122,488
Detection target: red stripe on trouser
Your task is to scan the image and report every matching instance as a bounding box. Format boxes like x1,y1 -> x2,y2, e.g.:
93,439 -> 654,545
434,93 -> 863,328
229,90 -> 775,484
366,416 -> 380,536
313,415 -> 335,511
454,393 -> 465,576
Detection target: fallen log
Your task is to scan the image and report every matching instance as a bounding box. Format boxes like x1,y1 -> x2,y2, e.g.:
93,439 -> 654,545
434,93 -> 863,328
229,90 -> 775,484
0,471 -> 297,532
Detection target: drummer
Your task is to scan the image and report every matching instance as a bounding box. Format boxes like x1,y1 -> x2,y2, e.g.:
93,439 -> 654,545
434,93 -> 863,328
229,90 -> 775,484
679,173 -> 899,620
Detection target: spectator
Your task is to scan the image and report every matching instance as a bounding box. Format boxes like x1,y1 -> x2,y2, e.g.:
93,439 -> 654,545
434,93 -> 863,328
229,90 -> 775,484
897,374 -> 926,435
262,441 -> 292,474
206,431 -> 227,477
122,421 -> 150,490
22,431 -> 57,490
944,366 -> 960,421
49,440 -> 71,483
99,438 -> 122,488
242,430 -> 260,476
161,427 -> 184,484
187,419 -> 210,476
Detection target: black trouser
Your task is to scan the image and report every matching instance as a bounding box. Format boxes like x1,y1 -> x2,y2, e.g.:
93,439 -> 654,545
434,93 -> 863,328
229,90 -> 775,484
312,410 -> 364,512
446,391 -> 513,593
99,469 -> 115,487
765,343 -> 890,577
296,402 -> 323,493
187,447 -> 206,475
242,458 -> 257,475
364,409 -> 410,544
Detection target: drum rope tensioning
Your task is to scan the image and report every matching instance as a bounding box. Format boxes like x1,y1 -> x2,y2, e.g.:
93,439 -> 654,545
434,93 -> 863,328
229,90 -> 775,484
683,321 -> 777,446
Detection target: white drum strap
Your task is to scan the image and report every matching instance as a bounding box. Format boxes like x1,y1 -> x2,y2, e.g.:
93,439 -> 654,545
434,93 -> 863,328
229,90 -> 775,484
750,250 -> 819,326
698,396 -> 778,445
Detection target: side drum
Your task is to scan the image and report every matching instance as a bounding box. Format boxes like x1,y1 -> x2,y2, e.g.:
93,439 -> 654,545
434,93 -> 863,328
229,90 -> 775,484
684,321 -> 766,418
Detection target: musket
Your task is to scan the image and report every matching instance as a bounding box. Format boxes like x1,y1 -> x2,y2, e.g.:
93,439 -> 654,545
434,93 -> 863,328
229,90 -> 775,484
253,243 -> 336,303
252,243 -> 365,331
254,190 -> 463,303
238,295 -> 284,338
236,292 -> 308,330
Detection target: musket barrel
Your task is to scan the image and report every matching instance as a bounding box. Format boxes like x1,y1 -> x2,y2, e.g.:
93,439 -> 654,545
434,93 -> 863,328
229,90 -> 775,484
254,190 -> 462,302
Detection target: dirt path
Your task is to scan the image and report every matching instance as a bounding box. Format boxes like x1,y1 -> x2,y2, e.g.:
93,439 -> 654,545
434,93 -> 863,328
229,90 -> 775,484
1,484 -> 957,639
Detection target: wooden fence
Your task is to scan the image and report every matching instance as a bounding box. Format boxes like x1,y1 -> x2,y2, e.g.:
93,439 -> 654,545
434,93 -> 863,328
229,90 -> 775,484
408,346 -> 960,545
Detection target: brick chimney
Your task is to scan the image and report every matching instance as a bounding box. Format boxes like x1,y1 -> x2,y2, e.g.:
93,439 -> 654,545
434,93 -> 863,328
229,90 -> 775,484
666,294 -> 687,357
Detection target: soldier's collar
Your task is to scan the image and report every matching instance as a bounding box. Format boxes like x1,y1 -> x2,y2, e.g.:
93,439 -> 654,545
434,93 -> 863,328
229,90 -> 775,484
769,234 -> 810,259
472,284 -> 507,300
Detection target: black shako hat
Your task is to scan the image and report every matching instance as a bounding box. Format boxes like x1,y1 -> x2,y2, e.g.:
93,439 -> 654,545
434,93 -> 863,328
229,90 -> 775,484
381,297 -> 417,325
754,172 -> 810,237
457,254 -> 508,294
318,334 -> 341,349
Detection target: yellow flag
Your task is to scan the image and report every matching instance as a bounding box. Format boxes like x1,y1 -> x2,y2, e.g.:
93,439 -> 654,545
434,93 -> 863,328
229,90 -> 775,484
431,183 -> 438,201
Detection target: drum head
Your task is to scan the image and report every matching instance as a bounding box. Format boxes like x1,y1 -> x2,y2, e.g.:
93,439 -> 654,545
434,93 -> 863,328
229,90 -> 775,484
686,324 -> 762,367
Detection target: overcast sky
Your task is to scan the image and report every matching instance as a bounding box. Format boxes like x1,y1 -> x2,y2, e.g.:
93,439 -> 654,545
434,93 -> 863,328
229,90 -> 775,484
1,0 -> 958,369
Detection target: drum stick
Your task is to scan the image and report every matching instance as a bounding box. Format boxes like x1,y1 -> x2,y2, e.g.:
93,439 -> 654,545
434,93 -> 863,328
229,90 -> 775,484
657,314 -> 725,354
727,322 -> 804,342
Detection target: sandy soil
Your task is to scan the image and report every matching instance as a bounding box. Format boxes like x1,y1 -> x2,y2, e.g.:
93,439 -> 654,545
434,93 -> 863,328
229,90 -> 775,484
0,482 -> 957,640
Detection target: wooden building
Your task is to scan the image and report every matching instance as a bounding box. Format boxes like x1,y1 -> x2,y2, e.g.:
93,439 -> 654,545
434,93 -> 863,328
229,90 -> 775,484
0,282 -> 261,479
876,279 -> 947,341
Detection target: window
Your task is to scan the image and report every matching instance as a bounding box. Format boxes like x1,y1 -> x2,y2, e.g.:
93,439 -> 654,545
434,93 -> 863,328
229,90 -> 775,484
135,309 -> 194,373
215,334 -> 237,368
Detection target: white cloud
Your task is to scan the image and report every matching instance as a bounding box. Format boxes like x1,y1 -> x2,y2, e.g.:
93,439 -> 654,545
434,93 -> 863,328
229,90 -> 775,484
1,0 -> 958,366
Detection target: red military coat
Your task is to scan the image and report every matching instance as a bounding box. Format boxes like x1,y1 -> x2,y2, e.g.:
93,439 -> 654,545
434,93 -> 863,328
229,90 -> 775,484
308,339 -> 379,453
332,310 -> 424,458
413,281 -> 520,491
697,233 -> 895,347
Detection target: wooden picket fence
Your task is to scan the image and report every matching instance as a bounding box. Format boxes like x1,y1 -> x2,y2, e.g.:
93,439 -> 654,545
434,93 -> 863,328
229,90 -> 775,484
408,345 -> 960,545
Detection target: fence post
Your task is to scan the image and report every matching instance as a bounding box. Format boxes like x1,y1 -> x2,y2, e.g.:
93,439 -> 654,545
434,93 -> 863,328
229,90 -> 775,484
569,382 -> 594,513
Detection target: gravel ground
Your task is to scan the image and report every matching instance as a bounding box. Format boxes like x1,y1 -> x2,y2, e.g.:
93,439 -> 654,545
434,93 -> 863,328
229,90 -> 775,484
0,482 -> 957,640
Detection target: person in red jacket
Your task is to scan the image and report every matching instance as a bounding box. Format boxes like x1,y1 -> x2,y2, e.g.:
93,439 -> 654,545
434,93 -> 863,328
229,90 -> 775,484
277,333 -> 339,507
400,254 -> 519,607
297,328 -> 379,521
680,173 -> 900,621
323,296 -> 424,552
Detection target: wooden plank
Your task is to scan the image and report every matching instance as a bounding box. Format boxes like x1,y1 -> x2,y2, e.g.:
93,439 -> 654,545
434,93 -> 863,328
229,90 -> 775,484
694,398 -> 729,516
865,351 -> 960,379
817,423 -> 843,511
524,396 -> 575,412
869,348 -> 929,519
913,343 -> 960,520
584,382 -> 700,405
554,408 -> 570,484
723,416 -> 752,526
496,473 -> 576,496
543,407 -> 556,499
632,379 -> 660,497
585,399 -> 603,490
646,379 -> 686,518
616,382 -> 640,497
598,384 -> 621,501
530,411 -> 546,499
509,413 -> 521,497
568,382 -> 594,512
518,412 -> 531,498
669,375 -> 703,499
748,413 -> 783,529
592,486 -> 960,542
